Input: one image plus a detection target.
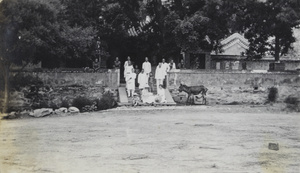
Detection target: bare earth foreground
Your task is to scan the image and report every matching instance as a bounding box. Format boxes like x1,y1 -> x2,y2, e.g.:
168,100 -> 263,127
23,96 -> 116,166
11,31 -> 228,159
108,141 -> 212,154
0,106 -> 299,173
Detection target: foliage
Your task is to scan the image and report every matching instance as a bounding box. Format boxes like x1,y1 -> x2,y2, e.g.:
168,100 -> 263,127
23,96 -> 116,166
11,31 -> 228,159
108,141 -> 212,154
0,0 -> 97,68
284,95 -> 300,112
9,74 -> 43,91
285,95 -> 299,105
60,99 -> 70,108
72,96 -> 93,112
237,0 -> 300,60
96,92 -> 117,111
149,0 -> 242,57
267,87 -> 278,102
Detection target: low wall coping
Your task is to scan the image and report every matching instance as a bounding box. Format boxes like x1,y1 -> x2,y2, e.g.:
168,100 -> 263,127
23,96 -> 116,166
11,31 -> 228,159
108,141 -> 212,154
168,69 -> 300,75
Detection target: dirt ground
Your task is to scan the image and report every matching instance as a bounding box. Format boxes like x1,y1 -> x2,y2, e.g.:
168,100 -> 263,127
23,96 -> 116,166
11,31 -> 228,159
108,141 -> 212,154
0,105 -> 299,173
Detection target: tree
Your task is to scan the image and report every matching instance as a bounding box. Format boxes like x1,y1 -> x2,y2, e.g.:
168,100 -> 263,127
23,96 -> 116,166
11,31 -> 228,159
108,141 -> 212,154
0,0 -> 96,113
240,0 -> 300,60
173,0 -> 241,54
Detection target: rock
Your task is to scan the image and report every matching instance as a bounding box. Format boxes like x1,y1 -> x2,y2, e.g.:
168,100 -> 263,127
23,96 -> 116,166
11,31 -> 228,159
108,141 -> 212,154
55,107 -> 68,114
3,112 -> 18,119
29,108 -> 53,118
19,110 -> 30,117
268,143 -> 279,151
68,107 -> 80,113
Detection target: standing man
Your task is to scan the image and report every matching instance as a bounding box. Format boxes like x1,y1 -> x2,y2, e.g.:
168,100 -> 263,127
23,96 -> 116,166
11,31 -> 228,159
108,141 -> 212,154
93,58 -> 100,72
124,61 -> 134,90
177,59 -> 185,69
142,57 -> 152,77
169,59 -> 176,70
161,58 -> 169,73
113,57 -> 121,69
155,62 -> 165,92
138,69 -> 148,96
124,57 -> 133,80
124,56 -> 131,68
126,68 -> 136,97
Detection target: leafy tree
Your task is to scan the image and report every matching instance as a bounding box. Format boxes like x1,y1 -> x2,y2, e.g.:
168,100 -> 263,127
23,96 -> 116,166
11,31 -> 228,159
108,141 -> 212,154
0,0 -> 96,112
61,0 -> 146,67
239,0 -> 300,60
173,0 -> 241,54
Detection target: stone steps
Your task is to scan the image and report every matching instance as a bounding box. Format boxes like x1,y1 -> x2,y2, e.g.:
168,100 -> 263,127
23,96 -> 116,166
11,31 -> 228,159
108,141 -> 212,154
118,87 -> 176,106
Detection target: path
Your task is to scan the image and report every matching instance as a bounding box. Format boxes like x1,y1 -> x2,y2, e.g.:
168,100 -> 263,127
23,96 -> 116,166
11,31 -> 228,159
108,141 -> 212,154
0,106 -> 299,173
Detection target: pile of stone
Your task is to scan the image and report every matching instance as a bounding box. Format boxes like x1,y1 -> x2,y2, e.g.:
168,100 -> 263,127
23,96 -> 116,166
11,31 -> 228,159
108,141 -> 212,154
3,107 -> 80,119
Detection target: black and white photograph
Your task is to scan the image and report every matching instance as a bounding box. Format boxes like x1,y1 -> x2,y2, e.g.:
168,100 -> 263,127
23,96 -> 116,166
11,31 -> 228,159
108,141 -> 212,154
0,0 -> 300,172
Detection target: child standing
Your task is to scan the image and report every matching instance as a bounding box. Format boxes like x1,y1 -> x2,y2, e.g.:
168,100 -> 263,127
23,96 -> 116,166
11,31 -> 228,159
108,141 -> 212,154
148,72 -> 154,93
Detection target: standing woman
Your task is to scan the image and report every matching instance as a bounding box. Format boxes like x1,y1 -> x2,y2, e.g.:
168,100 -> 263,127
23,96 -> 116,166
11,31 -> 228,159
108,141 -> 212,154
126,68 -> 136,97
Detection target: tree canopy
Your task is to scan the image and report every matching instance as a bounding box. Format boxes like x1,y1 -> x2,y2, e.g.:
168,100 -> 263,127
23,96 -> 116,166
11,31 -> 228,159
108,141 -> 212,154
0,0 -> 97,68
237,0 -> 300,60
1,0 -> 300,68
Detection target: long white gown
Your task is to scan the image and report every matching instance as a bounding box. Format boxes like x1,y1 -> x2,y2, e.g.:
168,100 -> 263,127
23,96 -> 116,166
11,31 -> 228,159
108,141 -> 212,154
126,72 -> 136,90
138,72 -> 148,89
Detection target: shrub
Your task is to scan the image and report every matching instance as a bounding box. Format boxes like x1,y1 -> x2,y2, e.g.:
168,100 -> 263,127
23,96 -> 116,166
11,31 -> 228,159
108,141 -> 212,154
96,92 -> 117,110
72,96 -> 93,112
268,87 -> 278,102
60,99 -> 70,108
284,95 -> 300,112
10,74 -> 43,91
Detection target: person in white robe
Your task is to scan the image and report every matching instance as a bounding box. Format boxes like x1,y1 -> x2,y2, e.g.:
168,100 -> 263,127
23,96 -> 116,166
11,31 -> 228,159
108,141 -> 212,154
138,69 -> 148,94
161,58 -> 169,75
124,56 -> 131,68
124,61 -> 134,81
124,56 -> 132,79
155,63 -> 165,92
157,84 -> 166,103
142,57 -> 152,77
126,68 -> 136,97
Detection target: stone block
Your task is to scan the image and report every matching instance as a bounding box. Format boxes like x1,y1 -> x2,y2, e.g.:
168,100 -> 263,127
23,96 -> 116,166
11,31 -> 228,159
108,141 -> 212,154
68,107 -> 80,113
30,108 -> 53,118
268,143 -> 279,151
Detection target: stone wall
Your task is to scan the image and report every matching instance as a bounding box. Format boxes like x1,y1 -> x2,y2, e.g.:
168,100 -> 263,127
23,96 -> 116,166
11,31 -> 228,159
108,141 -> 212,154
1,70 -> 119,111
245,60 -> 300,71
15,70 -> 119,88
211,58 -> 300,71
168,70 -> 300,104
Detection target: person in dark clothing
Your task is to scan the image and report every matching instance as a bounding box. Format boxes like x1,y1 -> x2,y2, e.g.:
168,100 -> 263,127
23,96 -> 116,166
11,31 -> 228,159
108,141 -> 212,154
177,59 -> 185,69
113,57 -> 121,69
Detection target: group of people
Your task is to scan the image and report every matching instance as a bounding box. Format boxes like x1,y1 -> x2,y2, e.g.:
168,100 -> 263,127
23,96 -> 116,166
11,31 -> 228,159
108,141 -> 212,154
123,56 -> 152,98
122,56 -> 181,103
